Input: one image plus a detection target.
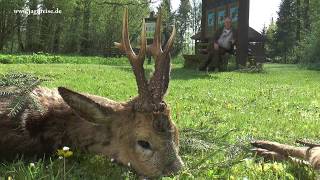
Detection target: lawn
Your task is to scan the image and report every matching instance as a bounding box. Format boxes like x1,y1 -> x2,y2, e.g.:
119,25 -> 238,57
0,54 -> 320,179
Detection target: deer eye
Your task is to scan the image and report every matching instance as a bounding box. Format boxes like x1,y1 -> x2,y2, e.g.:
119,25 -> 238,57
137,140 -> 151,150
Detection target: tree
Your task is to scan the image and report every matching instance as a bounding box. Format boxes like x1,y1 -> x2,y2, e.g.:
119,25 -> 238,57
0,0 -> 24,51
190,0 -> 201,34
64,4 -> 81,53
175,0 -> 191,54
296,0 -> 301,41
25,0 -> 41,52
159,0 -> 172,27
303,0 -> 310,30
80,0 -> 92,55
273,0 -> 297,62
265,19 -> 278,60
0,0 -> 151,55
39,0 -> 54,52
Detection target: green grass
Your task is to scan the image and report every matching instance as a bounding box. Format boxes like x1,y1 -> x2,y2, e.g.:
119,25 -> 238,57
0,54 -> 320,179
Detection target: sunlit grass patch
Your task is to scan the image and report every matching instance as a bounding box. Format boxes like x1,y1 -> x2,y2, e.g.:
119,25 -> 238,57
0,54 -> 319,179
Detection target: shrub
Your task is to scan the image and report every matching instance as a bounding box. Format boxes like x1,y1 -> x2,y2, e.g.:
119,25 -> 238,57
0,58 -> 11,64
294,20 -> 320,70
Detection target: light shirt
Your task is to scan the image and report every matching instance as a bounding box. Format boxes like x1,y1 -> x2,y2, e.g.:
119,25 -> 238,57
217,28 -> 233,50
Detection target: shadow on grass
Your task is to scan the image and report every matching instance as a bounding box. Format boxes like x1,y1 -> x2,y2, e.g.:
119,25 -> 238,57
171,68 -> 219,80
115,66 -> 219,80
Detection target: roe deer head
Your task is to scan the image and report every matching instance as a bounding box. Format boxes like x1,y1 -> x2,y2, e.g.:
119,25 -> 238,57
0,8 -> 182,178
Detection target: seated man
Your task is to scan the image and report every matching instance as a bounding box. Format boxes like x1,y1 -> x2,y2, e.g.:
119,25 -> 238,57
199,17 -> 237,71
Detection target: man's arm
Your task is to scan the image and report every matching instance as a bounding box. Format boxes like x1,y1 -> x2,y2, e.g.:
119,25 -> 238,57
214,27 -> 223,43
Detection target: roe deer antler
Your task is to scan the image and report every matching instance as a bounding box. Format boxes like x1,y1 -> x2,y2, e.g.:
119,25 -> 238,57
114,8 -> 153,111
115,8 -> 176,112
148,10 -> 176,109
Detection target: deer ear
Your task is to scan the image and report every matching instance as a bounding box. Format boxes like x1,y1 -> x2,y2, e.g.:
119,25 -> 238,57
58,87 -> 116,124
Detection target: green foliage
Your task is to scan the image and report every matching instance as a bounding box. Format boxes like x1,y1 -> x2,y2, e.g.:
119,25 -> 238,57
0,55 -> 320,178
0,57 -> 11,64
272,0 -> 298,63
0,0 -> 25,51
266,0 -> 320,68
292,0 -> 320,69
0,73 -> 44,118
1,0 -> 150,55
265,20 -> 278,60
0,155 -> 136,180
175,0 -> 192,55
0,53 -> 129,65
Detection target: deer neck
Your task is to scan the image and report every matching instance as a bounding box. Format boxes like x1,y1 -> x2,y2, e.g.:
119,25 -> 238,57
61,105 -> 133,162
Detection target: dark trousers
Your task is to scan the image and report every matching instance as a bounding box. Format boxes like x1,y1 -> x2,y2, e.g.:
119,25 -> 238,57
200,47 -> 230,71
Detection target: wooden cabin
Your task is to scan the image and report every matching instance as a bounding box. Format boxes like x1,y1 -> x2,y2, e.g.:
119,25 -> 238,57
184,0 -> 265,69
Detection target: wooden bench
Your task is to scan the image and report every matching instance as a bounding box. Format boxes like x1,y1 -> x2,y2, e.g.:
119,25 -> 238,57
105,47 -> 141,58
105,47 -> 125,57
184,42 -> 235,70
184,41 -> 264,70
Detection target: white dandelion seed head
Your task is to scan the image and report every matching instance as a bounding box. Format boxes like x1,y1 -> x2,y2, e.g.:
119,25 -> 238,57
30,163 -> 35,167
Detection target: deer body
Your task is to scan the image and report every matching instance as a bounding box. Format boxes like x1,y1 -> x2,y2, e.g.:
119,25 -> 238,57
0,8 -> 183,178
0,87 -> 116,157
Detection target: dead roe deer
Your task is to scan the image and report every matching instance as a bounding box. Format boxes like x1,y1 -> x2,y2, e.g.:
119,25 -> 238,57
0,8 -> 183,178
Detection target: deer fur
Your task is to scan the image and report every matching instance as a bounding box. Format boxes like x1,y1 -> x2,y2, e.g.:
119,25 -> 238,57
0,9 -> 183,178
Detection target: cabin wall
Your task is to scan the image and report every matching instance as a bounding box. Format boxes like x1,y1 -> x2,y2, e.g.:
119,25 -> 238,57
203,0 -> 240,38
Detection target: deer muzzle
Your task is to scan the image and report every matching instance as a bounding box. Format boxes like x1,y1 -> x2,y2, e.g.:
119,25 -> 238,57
162,156 -> 184,176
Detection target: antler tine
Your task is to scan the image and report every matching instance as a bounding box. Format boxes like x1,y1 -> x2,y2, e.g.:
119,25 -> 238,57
114,8 -> 152,111
148,18 -> 176,109
138,20 -> 147,61
163,25 -> 176,54
161,25 -> 176,97
147,9 -> 163,57
121,8 -> 136,60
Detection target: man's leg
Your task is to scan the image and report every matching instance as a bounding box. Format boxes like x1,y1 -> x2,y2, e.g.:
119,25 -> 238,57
217,48 -> 227,71
208,49 -> 220,71
199,50 -> 214,71
199,43 -> 219,71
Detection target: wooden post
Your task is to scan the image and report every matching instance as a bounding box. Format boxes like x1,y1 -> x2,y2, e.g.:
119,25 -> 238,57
200,0 -> 207,40
236,0 -> 250,67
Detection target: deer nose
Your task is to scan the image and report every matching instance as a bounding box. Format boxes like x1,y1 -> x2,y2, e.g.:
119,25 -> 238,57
163,156 -> 184,176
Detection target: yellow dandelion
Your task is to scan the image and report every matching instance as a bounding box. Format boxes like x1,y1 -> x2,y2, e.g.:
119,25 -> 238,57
57,146 -> 73,158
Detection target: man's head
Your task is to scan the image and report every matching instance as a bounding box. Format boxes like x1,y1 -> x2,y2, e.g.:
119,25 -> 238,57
224,17 -> 232,30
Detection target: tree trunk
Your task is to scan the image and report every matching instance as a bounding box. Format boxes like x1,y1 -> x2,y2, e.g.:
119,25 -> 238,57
65,6 -> 81,53
200,0 -> 206,40
25,0 -> 39,52
40,0 -> 54,53
0,40 -> 4,51
296,0 -> 301,42
16,14 -> 24,51
52,23 -> 62,53
303,0 -> 310,30
80,0 -> 91,55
